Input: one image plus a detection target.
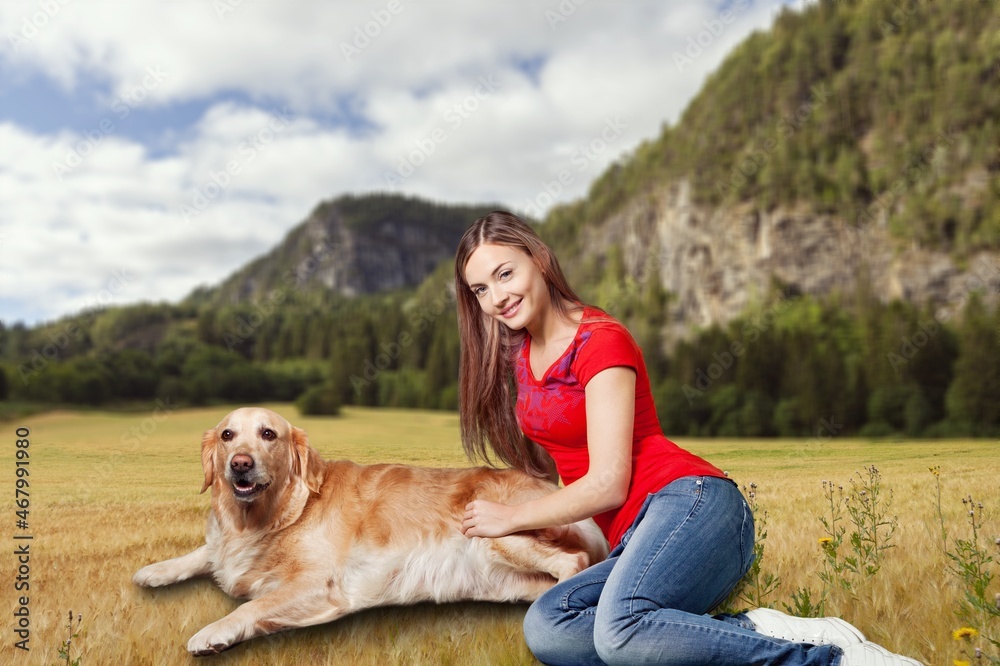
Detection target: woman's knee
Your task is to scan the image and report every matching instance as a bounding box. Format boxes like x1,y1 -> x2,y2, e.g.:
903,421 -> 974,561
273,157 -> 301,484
525,590 -> 608,665
523,596 -> 563,661
593,606 -> 633,665
522,600 -> 547,651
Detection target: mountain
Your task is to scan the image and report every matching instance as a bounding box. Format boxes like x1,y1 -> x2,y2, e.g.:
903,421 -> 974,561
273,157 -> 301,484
185,193 -> 500,307
540,0 -> 1000,341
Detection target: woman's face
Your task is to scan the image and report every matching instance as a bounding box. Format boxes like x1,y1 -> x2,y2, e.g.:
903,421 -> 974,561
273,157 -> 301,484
464,243 -> 549,331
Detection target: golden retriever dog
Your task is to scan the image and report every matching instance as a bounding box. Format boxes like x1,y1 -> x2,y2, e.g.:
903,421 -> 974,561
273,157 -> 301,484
133,407 -> 608,655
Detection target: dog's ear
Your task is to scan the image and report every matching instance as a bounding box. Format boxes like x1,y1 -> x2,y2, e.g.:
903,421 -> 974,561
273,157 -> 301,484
200,429 -> 217,494
291,426 -> 322,494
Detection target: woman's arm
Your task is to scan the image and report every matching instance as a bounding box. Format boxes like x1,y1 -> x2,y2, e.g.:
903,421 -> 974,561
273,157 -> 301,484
461,366 -> 636,537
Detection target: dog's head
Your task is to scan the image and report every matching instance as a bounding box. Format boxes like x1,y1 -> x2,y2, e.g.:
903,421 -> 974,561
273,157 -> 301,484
200,407 -> 316,502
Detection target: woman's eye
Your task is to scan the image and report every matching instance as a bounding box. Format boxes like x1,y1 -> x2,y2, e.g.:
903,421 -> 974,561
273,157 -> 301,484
499,269 -> 511,280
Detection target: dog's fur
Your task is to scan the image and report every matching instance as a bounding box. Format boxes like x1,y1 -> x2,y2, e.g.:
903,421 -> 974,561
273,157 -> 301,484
133,407 -> 608,655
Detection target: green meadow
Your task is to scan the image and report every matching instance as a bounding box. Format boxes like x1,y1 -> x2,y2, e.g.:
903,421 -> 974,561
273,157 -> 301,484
1,404 -> 996,665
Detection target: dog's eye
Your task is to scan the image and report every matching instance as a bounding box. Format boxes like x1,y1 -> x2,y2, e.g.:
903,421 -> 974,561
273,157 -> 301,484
261,428 -> 276,441
221,429 -> 234,441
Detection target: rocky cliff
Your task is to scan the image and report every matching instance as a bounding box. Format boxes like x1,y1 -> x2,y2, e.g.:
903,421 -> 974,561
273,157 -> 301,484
579,179 -> 1000,342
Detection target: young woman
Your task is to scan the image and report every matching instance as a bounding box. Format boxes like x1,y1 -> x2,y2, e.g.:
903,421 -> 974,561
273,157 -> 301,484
453,211 -> 921,666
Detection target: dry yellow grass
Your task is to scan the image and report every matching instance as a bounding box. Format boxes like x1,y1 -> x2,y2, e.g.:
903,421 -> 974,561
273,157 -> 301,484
1,404 -> 996,665
689,436 -> 1000,666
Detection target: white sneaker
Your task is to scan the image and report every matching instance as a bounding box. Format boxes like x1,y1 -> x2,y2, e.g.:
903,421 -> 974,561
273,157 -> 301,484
745,607 -> 866,649
839,641 -> 923,665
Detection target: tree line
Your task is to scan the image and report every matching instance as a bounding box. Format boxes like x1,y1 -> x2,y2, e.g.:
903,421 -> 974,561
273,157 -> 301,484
1,271 -> 997,437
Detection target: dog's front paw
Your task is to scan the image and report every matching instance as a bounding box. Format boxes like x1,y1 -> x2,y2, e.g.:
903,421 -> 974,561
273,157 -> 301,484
133,562 -> 179,588
187,620 -> 242,656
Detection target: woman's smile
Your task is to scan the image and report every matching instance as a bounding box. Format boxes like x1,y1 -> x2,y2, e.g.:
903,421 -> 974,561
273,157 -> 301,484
500,299 -> 522,319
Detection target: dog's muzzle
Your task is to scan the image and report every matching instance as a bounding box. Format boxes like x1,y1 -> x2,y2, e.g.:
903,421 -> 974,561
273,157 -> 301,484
227,454 -> 271,501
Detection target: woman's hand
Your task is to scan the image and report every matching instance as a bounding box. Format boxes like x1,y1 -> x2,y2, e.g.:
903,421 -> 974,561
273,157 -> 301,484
462,499 -> 517,538
460,367 -> 635,538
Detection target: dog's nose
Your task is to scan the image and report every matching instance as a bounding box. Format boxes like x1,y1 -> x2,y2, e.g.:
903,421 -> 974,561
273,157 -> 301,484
231,454 -> 254,473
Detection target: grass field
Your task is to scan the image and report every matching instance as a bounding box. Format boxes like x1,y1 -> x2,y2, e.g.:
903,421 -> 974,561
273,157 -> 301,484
1,403 -> 996,665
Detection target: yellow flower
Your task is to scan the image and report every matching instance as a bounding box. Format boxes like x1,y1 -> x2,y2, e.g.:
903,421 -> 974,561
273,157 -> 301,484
952,627 -> 979,641
818,537 -> 833,545
954,660 -> 971,666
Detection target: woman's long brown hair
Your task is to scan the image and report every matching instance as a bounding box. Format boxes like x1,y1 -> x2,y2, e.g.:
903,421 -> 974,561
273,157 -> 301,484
454,211 -> 587,479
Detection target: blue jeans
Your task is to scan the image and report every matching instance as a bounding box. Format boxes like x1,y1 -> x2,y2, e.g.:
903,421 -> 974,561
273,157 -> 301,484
523,476 -> 842,665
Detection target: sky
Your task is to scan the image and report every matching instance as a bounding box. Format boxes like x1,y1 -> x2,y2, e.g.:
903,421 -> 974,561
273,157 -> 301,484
0,0 -> 802,327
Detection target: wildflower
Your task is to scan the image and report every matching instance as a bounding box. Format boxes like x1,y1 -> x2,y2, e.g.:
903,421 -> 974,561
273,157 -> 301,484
818,537 -> 833,545
952,627 -> 979,641
929,466 -> 940,476
953,660 -> 970,666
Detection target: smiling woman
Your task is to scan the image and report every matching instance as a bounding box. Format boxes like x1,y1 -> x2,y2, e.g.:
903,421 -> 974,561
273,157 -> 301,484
454,212 -> 585,480
451,212 -> 922,666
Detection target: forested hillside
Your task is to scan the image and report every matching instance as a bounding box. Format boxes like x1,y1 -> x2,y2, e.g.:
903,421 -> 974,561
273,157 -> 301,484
187,193 -> 498,307
543,0 -> 1000,255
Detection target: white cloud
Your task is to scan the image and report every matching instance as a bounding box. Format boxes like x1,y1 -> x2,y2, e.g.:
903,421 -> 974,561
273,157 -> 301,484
0,0 -> 790,325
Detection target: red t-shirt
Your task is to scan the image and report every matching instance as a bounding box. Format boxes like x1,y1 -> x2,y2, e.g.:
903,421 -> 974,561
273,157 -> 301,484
515,307 -> 728,549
